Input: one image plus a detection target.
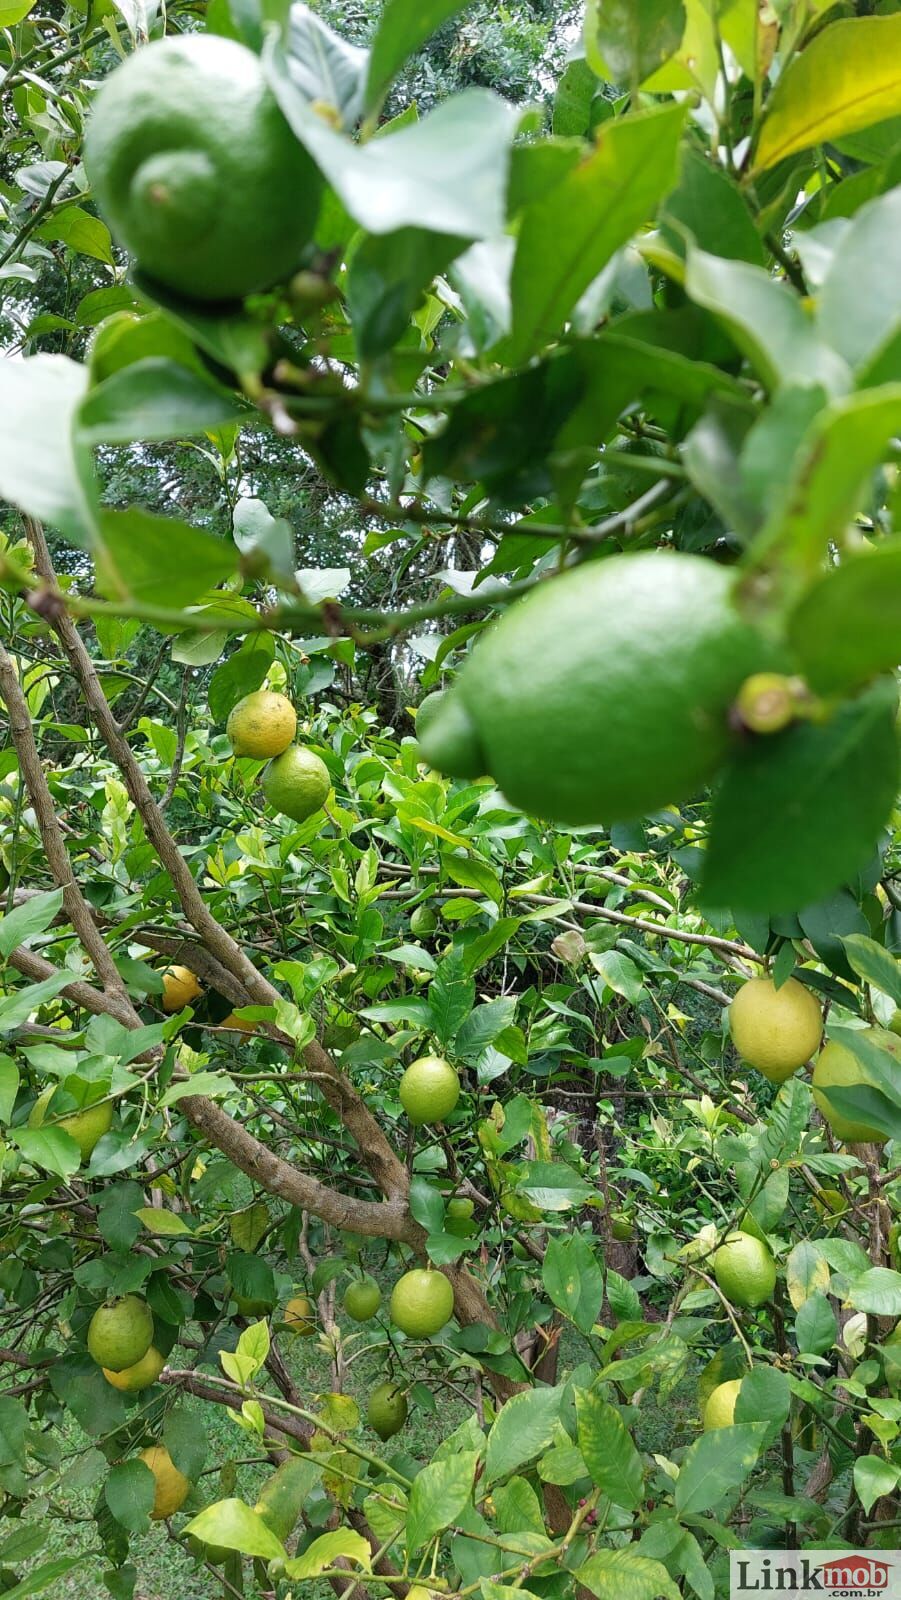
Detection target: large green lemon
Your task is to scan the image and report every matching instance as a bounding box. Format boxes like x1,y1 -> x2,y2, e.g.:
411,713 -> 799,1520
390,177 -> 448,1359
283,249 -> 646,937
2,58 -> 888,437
712,1232 -> 776,1308
418,552 -> 771,824
139,1444 -> 191,1519
399,1056 -> 460,1125
703,1377 -> 742,1429
227,690 -> 297,758
729,976 -> 823,1083
84,35 -> 322,303
812,1028 -> 901,1144
389,1269 -> 454,1338
366,1380 -> 408,1440
87,1294 -> 154,1371
262,746 -> 331,823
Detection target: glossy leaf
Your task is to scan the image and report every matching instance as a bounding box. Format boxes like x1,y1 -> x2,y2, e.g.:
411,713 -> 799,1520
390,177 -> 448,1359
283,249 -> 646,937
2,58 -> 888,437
93,508 -> 236,610
577,1548 -> 681,1600
0,889 -> 63,962
77,359 -> 247,446
788,542 -> 901,694
673,1422 -> 768,1515
754,14 -> 901,172
184,1499 -> 287,1560
584,0 -> 686,90
485,1387 -> 562,1483
104,1461 -> 154,1534
366,0 -> 470,112
576,1390 -> 644,1509
819,188 -> 901,372
701,680 -> 900,914
542,1233 -> 604,1334
841,935 -> 901,1006
506,102 -> 685,364
406,1450 -> 478,1551
685,250 -> 847,393
286,1529 -> 371,1578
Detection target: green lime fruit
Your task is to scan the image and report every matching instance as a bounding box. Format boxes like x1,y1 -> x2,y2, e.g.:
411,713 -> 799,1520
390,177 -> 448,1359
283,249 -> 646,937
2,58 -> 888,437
227,690 -> 297,758
399,1055 -> 460,1125
447,1197 -> 475,1219
713,1231 -> 777,1309
343,1276 -> 382,1322
254,1456 -> 311,1542
703,1377 -> 743,1430
610,1213 -> 633,1242
415,691 -> 450,744
262,745 -> 331,823
389,1269 -> 454,1338
84,35 -> 322,303
233,1292 -> 274,1318
417,552 -> 772,824
410,904 -> 438,937
139,1444 -> 191,1519
103,1345 -> 165,1391
366,1380 -> 408,1441
88,1294 -> 154,1371
814,1187 -> 849,1218
729,975 -> 823,1083
188,1534 -> 233,1567
812,1028 -> 901,1144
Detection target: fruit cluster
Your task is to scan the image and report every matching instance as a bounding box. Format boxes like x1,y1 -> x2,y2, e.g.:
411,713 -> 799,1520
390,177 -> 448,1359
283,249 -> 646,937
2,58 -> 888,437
227,687 -> 331,824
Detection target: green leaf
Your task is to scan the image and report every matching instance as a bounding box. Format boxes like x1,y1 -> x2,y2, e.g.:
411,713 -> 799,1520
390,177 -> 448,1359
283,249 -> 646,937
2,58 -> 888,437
846,1267 -> 901,1317
588,949 -> 644,1003
577,1548 -> 681,1600
133,1207 -> 194,1237
77,359 -> 247,446
232,497 -> 295,584
788,542 -> 901,694
285,1529 -> 371,1578
93,508 -> 236,610
282,4 -> 367,127
701,680 -> 899,914
507,102 -> 684,363
229,1203 -> 272,1253
660,144 -> 764,266
673,1422 -> 768,1515
0,889 -> 63,961
184,1500 -> 287,1561
795,1292 -> 837,1357
485,1387 -> 562,1484
785,1240 -> 831,1311
819,188 -> 901,373
0,1558 -> 89,1599
0,355 -> 93,546
208,637 -> 274,723
584,0 -> 686,91
0,0 -> 35,22
12,1126 -> 80,1179
685,250 -> 847,393
734,1366 -> 790,1430
37,206 -> 114,265
0,1055 -> 19,1126
406,1450 -> 478,1551
104,1461 -> 154,1534
854,1455 -> 900,1515
542,1233 -> 604,1334
348,227 -> 465,358
409,1176 -> 445,1235
751,385 -> 901,569
455,998 -> 518,1062
266,41 -> 516,240
366,0 -> 471,112
576,1390 -> 644,1510
164,1405 -> 208,1481
754,14 -> 901,172
0,971 -> 77,1030
841,936 -> 901,1006
428,947 -> 476,1046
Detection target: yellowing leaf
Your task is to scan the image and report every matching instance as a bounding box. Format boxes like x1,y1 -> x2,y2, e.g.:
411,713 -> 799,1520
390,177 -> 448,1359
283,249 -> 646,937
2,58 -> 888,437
404,815 -> 472,848
754,14 -> 901,172
133,1207 -> 194,1236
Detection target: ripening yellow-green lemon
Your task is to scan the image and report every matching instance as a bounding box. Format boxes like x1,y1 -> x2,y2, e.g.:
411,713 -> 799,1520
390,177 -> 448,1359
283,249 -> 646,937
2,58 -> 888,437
728,976 -> 823,1082
139,1444 -> 191,1519
703,1377 -> 743,1429
812,1028 -> 901,1144
161,964 -> 202,1012
87,1295 -> 154,1371
103,1345 -> 165,1391
713,1231 -> 777,1308
226,690 -> 296,758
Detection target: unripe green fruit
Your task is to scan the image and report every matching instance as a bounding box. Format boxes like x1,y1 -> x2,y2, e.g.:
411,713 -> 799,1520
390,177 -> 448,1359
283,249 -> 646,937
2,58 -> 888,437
84,36 -> 322,303
262,745 -> 331,823
399,1056 -> 460,1125
734,673 -> 799,734
713,1232 -> 776,1308
343,1276 -> 382,1322
389,1269 -> 454,1338
29,1091 -> 113,1162
88,1295 -> 154,1372
410,904 -> 438,937
447,1197 -> 474,1219
729,976 -> 823,1083
366,1380 -> 408,1440
419,552 -> 772,824
610,1213 -> 633,1242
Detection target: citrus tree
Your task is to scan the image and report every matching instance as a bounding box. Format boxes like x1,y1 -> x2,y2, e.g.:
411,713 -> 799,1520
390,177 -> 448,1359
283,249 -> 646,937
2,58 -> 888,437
1,1 -> 901,1597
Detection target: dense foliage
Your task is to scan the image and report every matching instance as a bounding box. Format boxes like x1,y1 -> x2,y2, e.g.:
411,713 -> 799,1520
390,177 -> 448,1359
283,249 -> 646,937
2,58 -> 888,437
1,1 -> 901,1597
